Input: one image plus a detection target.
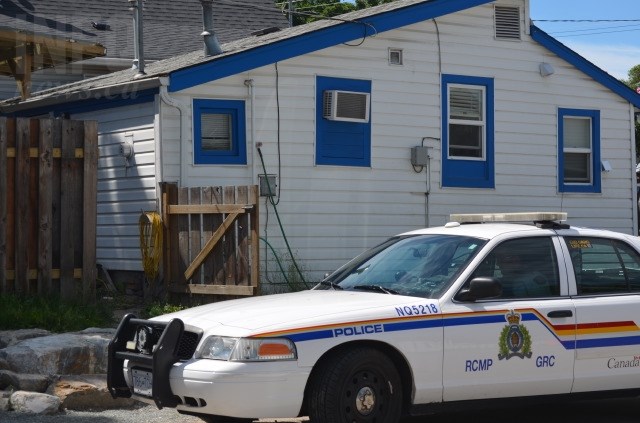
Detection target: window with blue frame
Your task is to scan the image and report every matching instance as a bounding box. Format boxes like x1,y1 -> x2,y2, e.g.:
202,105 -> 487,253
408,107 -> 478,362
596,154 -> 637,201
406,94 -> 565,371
316,76 -> 371,167
193,99 -> 247,165
441,74 -> 494,188
558,108 -> 601,193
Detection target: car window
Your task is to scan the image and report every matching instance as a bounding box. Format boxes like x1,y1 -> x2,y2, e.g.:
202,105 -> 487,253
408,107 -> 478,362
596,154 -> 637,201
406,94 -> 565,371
323,235 -> 486,298
468,237 -> 560,299
564,237 -> 640,295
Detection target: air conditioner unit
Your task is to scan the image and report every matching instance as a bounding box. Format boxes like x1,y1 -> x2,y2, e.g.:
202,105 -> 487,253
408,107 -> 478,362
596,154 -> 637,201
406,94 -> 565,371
323,90 -> 370,123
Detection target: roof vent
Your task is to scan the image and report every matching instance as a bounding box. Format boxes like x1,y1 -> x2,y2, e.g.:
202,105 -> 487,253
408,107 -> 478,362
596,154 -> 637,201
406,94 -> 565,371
494,5 -> 521,40
323,90 -> 370,123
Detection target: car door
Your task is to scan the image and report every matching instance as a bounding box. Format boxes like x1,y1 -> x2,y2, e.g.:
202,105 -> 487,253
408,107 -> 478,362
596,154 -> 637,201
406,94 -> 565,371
441,235 -> 576,401
560,234 -> 640,393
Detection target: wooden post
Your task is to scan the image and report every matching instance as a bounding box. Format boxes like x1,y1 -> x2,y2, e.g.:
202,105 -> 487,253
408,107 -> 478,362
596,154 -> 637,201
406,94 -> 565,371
38,120 -> 53,296
15,119 -> 31,294
82,120 -> 98,302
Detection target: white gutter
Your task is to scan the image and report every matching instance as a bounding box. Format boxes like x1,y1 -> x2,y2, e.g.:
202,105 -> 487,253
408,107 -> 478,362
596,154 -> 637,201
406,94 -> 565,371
159,77 -> 188,187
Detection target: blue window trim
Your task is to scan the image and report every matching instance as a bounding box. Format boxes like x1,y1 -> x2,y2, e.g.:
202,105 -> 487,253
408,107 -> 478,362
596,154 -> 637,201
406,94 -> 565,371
558,108 -> 601,193
193,99 -> 247,165
441,74 -> 495,188
315,76 -> 371,167
168,0 -> 493,92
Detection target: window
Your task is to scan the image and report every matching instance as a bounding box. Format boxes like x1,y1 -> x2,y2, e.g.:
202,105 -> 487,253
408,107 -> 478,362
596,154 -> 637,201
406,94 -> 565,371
316,76 -> 372,167
565,237 -> 640,294
193,99 -> 247,165
558,108 -> 600,193
442,75 -> 494,188
469,237 -> 560,299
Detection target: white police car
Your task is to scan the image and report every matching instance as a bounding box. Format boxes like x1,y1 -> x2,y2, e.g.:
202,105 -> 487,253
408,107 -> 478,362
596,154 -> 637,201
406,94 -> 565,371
107,212 -> 640,423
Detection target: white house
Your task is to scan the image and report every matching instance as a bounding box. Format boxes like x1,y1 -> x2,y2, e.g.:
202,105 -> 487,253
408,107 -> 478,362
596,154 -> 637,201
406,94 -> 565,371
2,0 -> 639,285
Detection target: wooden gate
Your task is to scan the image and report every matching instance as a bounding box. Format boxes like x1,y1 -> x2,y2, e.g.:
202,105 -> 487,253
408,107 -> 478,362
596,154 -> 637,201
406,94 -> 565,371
161,183 -> 259,299
0,117 -> 98,301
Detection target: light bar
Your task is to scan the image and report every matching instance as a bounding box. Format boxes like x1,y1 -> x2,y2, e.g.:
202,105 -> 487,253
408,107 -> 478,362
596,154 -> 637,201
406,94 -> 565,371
449,212 -> 568,224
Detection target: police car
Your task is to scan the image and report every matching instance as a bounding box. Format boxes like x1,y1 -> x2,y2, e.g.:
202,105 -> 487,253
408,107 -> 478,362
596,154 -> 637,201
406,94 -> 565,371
107,212 -> 640,423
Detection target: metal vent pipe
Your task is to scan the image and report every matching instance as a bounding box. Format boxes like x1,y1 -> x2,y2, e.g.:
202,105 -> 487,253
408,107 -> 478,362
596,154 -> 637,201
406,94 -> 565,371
129,0 -> 145,76
200,0 -> 223,56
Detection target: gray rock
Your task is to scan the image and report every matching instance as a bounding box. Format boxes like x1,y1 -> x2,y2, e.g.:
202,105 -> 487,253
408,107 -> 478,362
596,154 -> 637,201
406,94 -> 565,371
0,389 -> 10,410
10,391 -> 61,414
0,329 -> 50,349
0,329 -> 115,375
0,370 -> 50,392
47,374 -> 137,410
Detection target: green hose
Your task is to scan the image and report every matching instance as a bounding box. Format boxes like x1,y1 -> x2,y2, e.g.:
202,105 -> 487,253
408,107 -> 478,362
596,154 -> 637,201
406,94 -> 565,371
257,147 -> 310,289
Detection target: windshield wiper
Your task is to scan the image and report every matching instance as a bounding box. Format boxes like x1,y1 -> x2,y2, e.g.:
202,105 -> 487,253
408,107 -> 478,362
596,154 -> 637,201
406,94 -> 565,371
352,285 -> 399,295
319,280 -> 343,290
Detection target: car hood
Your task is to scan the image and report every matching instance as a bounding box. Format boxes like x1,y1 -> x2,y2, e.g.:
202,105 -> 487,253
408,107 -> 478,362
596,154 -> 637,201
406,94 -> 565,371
152,290 -> 439,336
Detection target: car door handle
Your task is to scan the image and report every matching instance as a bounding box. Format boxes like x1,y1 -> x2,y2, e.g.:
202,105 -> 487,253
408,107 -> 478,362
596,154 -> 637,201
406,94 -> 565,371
547,310 -> 573,318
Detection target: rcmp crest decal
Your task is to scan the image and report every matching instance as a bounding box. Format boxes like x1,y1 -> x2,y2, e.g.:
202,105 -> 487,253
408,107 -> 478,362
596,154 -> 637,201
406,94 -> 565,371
498,310 -> 532,360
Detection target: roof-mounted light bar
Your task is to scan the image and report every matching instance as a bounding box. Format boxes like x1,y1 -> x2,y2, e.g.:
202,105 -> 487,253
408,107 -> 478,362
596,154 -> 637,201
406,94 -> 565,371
449,212 -> 568,224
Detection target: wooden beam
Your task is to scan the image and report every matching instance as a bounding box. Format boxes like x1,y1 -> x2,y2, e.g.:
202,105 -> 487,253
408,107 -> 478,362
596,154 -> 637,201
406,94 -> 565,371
168,204 -> 251,214
168,283 -> 255,296
183,212 -> 239,281
6,268 -> 83,280
6,147 -> 84,158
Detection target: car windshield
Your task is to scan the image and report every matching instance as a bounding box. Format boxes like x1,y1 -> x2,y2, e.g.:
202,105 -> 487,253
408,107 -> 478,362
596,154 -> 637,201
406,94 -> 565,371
317,234 -> 486,298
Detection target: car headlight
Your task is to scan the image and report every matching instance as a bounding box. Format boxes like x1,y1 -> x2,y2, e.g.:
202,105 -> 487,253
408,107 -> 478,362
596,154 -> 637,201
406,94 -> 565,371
199,336 -> 297,361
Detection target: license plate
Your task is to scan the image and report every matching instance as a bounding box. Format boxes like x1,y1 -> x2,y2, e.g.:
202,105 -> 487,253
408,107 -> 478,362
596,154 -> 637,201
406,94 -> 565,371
132,369 -> 153,397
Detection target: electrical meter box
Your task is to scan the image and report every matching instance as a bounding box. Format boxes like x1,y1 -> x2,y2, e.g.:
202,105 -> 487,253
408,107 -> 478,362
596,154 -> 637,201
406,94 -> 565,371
411,146 -> 430,167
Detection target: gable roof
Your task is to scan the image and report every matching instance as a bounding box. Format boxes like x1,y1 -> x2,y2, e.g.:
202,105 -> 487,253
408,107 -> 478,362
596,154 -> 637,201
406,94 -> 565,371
0,0 -> 288,61
2,0 -> 639,113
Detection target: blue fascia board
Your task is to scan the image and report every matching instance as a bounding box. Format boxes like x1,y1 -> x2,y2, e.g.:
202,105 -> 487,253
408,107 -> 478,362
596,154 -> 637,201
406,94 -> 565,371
531,25 -> 640,108
169,0 -> 493,92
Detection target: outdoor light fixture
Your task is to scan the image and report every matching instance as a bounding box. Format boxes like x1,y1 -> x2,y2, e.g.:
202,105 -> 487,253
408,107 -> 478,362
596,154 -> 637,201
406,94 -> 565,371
539,62 -> 555,77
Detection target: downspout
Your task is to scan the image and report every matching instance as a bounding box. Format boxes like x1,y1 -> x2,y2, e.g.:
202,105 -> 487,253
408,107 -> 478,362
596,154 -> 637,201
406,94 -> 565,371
159,77 -> 188,187
244,79 -> 257,185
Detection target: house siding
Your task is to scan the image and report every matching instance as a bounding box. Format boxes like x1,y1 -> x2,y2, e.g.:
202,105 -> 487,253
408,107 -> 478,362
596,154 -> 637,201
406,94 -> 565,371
154,0 -> 635,282
72,100 -> 157,271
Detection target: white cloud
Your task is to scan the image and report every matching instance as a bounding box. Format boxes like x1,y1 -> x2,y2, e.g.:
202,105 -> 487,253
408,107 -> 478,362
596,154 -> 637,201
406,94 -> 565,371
564,42 -> 640,80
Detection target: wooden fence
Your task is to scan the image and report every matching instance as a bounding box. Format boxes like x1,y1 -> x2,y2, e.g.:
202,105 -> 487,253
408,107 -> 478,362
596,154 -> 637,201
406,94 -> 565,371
160,183 -> 259,300
0,118 -> 98,301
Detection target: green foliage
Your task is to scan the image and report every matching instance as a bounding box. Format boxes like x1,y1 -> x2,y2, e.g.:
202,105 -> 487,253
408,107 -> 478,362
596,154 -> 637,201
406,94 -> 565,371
142,302 -> 186,318
0,295 -> 114,332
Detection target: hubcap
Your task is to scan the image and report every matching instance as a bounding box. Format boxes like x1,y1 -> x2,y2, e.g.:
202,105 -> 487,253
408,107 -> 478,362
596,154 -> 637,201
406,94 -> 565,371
355,386 -> 376,415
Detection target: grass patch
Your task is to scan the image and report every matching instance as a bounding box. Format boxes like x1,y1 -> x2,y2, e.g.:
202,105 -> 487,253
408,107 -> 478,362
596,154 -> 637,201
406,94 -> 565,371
0,294 -> 114,332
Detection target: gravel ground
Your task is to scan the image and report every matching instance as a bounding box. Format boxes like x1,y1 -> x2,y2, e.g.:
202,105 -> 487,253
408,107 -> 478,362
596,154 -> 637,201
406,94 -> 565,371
0,404 -> 309,423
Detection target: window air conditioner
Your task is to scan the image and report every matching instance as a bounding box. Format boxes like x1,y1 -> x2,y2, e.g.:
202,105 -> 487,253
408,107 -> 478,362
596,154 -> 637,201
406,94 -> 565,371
323,90 -> 370,123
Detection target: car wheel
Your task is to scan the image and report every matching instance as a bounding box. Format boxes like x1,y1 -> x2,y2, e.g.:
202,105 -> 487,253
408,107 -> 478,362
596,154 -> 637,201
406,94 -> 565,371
177,410 -> 254,422
308,346 -> 403,423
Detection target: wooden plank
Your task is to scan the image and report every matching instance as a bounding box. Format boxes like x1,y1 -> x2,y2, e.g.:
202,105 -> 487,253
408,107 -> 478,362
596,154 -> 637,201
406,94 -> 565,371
27,119 -> 39,295
5,147 -> 84,158
189,187 -> 202,284
162,183 -> 179,292
168,283 -> 255,296
223,186 -> 236,285
211,187 -> 225,284
201,187 -> 215,285
236,186 -> 249,285
168,204 -> 250,214
59,120 -> 82,300
14,118 -> 31,294
5,118 -> 15,294
0,117 -> 6,293
6,268 -> 83,280
249,185 -> 260,289
51,119 -> 62,294
82,120 -> 98,302
177,187 -> 190,285
38,120 -> 53,295
184,212 -> 240,281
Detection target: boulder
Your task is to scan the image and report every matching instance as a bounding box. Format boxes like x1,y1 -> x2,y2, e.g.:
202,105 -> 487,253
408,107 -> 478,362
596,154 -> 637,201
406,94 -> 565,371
0,328 -> 115,375
0,329 -> 50,349
0,370 -> 50,392
47,374 -> 137,410
0,390 -> 10,411
10,391 -> 61,414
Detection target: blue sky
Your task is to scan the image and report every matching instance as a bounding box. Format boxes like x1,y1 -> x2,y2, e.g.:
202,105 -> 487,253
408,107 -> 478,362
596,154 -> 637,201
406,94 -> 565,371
530,0 -> 640,80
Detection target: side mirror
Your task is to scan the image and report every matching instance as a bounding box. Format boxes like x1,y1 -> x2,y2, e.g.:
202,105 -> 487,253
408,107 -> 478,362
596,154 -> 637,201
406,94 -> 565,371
456,277 -> 502,302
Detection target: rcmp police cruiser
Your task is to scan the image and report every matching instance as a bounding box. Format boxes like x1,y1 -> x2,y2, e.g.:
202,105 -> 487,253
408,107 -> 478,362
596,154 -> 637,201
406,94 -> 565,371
107,212 -> 640,423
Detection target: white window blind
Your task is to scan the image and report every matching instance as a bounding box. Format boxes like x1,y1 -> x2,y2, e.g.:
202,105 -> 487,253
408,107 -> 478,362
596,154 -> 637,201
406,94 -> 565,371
563,117 -> 592,183
201,113 -> 232,151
